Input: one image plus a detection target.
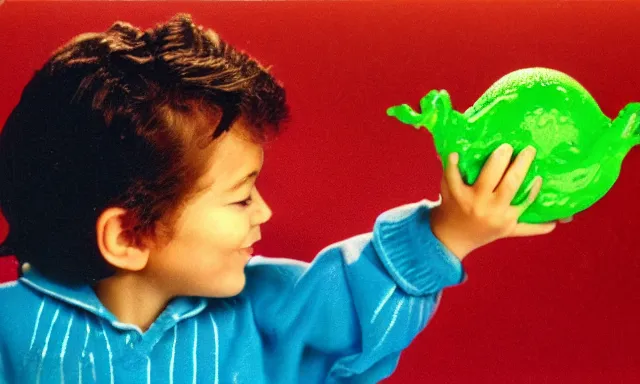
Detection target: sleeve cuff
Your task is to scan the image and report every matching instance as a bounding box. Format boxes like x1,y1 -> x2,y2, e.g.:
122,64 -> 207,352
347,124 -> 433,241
372,198 -> 466,296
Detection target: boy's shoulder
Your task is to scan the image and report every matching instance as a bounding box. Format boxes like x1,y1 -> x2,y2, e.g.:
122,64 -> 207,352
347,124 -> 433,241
245,256 -> 309,281
242,256 -> 309,299
0,278 -> 35,301
0,279 -> 42,317
0,279 -> 44,344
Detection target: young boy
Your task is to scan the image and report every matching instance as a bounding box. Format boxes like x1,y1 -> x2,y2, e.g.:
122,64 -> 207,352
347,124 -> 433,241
0,14 -> 560,384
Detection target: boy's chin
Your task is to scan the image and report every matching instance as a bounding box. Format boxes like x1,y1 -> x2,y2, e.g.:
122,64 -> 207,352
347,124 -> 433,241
198,274 -> 247,299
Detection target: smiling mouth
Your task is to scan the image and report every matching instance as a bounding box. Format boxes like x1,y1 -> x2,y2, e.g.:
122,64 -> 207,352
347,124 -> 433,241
242,237 -> 261,249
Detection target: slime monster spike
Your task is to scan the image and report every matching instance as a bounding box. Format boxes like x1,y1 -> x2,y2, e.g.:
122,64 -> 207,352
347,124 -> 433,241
387,68 -> 640,223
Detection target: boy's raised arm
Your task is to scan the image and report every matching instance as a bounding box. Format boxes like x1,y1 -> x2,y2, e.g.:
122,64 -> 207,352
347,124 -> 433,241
244,199 -> 463,382
243,144 -> 562,382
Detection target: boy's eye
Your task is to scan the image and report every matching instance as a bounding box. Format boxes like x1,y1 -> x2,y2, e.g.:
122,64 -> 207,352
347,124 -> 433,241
234,197 -> 253,207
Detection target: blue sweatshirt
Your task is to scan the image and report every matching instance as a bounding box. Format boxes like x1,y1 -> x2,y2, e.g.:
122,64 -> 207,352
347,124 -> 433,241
0,200 -> 465,383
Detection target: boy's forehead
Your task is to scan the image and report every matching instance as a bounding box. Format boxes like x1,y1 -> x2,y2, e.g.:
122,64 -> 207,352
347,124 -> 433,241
198,125 -> 264,191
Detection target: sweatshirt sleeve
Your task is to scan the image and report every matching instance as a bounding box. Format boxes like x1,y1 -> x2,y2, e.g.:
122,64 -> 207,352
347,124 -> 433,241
0,352 -> 7,384
244,199 -> 466,383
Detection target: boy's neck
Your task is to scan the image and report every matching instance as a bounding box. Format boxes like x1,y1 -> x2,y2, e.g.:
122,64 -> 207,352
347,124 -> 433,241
93,272 -> 171,332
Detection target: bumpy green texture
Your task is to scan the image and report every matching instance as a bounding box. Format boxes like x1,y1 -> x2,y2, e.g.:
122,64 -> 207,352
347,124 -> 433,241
387,68 -> 640,223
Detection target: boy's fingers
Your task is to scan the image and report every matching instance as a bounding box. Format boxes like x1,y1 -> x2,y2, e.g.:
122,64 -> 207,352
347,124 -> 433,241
558,216 -> 573,223
440,174 -> 451,201
496,146 -> 537,204
510,222 -> 557,237
514,176 -> 543,215
444,153 -> 465,201
474,144 -> 513,195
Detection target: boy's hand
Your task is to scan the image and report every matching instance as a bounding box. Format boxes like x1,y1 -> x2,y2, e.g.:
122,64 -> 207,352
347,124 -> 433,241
430,144 -> 560,260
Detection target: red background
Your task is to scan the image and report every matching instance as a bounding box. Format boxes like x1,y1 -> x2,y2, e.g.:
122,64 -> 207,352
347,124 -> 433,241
1,1 -> 639,383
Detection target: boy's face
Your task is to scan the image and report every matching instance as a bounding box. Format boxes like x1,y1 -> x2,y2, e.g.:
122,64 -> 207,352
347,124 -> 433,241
144,119 -> 272,298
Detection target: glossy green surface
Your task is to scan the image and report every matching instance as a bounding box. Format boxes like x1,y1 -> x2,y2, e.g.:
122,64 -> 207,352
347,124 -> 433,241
387,68 -> 640,223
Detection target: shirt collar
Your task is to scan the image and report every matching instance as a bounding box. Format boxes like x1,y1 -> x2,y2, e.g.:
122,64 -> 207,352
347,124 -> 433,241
20,267 -> 208,334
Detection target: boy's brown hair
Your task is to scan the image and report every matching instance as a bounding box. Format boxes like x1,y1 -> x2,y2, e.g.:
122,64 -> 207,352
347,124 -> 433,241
0,13 -> 289,284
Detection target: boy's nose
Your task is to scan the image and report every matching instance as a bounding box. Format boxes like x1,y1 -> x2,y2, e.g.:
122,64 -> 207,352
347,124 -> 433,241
253,190 -> 272,224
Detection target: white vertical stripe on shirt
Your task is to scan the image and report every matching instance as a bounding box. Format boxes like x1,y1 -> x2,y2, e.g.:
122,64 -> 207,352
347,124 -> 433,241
147,356 -> 151,384
60,313 -> 75,384
100,321 -> 114,384
192,320 -> 198,384
209,313 -> 219,384
373,297 -> 405,352
79,314 -> 91,384
407,297 -> 415,319
418,300 -> 426,327
29,299 -> 46,352
36,306 -> 60,384
169,325 -> 177,384
371,286 -> 396,324
81,314 -> 90,355
89,352 -> 96,382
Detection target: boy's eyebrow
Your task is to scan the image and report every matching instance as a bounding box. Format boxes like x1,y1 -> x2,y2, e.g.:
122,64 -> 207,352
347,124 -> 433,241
227,170 -> 258,192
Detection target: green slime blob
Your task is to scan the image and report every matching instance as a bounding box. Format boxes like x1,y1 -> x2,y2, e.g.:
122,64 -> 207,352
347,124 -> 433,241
387,67 -> 640,223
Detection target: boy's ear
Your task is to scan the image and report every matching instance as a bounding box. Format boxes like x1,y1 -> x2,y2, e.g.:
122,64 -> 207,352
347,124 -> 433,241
96,207 -> 150,271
